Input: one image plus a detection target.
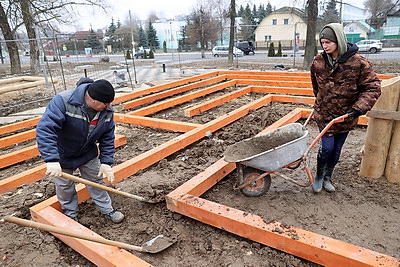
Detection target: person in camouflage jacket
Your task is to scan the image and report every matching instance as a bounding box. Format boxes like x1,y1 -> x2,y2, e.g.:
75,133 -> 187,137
310,23 -> 381,193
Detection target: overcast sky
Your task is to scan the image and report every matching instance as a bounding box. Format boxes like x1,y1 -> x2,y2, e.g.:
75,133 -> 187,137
68,0 -> 365,32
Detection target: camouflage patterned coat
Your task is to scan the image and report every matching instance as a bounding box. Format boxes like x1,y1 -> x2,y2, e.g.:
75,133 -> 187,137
310,43 -> 381,135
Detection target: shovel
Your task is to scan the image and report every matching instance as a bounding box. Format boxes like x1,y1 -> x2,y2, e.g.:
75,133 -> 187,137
60,172 -> 163,204
2,215 -> 175,253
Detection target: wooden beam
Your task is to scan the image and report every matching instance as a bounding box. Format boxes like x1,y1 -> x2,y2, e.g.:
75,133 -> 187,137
0,129 -> 36,149
251,86 -> 314,96
366,110 -> 400,121
114,113 -> 201,132
113,71 -> 219,104
223,74 -> 312,82
30,206 -> 151,266
0,135 -> 127,193
0,117 -> 41,135
127,80 -> 237,116
167,194 -> 399,267
184,86 -> 252,117
235,79 -> 312,88
124,76 -> 227,110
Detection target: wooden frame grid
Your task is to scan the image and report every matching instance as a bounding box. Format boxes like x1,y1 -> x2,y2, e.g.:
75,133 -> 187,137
1,70 -> 397,266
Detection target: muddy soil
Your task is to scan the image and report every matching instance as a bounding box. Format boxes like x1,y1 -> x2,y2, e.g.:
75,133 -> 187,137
0,68 -> 399,266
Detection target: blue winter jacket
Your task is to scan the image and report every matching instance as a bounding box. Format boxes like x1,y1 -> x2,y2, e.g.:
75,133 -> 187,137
36,79 -> 115,170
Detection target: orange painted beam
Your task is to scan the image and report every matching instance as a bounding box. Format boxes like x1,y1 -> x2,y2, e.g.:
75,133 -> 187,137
113,71 -> 220,104
127,80 -> 237,116
30,206 -> 151,266
0,117 -> 40,135
167,194 -> 399,267
114,113 -> 201,132
184,86 -> 252,117
0,128 -> 36,149
251,86 -> 314,96
271,94 -> 315,105
124,75 -> 227,110
235,79 -> 312,88
217,70 -> 311,77
224,74 -> 312,82
0,135 -> 127,193
113,95 -> 274,181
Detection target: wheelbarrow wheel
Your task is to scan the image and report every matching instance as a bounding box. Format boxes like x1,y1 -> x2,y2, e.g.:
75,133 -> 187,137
240,167 -> 271,197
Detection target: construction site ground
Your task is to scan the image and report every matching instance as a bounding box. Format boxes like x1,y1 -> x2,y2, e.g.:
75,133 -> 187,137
0,60 -> 399,266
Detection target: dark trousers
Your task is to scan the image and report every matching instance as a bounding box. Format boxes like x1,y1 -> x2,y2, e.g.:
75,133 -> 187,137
317,132 -> 349,168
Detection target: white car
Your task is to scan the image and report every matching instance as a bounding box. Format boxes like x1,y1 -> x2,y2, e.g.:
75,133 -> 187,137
212,46 -> 243,57
356,40 -> 383,53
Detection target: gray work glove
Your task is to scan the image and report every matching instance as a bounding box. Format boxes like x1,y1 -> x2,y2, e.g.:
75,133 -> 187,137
98,163 -> 115,183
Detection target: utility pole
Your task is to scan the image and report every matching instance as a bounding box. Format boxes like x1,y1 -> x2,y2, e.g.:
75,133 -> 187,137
129,10 -> 137,85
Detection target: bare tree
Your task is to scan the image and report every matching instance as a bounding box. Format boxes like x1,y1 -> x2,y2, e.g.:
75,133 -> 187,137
364,0 -> 399,28
303,0 -> 318,68
186,5 -> 219,58
0,0 -> 107,74
228,0 -> 235,62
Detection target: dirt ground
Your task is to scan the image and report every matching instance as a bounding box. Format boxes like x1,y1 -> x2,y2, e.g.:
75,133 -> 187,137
0,62 -> 399,266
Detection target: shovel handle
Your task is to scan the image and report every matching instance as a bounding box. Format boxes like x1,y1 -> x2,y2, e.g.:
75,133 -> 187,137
3,215 -> 143,252
61,172 -> 148,202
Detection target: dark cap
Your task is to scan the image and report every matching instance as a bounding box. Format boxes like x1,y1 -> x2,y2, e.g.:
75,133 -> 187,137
320,27 -> 337,43
87,79 -> 115,103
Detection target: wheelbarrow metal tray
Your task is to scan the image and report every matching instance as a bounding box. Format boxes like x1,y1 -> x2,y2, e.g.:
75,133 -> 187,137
224,123 -> 308,172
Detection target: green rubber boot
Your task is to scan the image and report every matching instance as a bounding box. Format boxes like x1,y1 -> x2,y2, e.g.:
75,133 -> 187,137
323,166 -> 336,192
312,164 -> 326,193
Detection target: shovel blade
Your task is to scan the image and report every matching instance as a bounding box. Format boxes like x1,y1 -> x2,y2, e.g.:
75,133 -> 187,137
141,235 -> 175,253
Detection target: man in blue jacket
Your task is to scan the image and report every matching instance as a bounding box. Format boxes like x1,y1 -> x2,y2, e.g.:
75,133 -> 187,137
36,78 -> 124,223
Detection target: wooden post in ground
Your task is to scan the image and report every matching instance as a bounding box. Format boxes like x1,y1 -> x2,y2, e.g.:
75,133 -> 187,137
359,77 -> 400,179
385,87 -> 400,183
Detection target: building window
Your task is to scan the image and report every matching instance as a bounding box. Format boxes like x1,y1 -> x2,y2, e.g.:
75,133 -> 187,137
284,19 -> 289,25
264,35 -> 271,41
272,19 -> 277,25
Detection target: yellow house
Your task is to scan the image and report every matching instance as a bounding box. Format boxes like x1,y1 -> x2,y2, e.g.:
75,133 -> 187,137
254,7 -> 307,49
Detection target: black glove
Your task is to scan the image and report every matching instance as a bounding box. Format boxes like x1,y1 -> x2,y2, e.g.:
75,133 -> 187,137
347,108 -> 362,118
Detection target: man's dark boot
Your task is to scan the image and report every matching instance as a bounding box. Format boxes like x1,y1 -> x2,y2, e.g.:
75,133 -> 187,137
312,163 -> 326,193
323,166 -> 336,192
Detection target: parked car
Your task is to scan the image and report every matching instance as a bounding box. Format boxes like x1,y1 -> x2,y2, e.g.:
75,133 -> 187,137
356,39 -> 383,53
212,46 -> 243,57
236,41 -> 255,55
134,47 -> 151,59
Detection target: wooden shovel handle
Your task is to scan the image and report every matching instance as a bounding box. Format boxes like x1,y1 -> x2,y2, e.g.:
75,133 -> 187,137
61,172 -> 148,202
3,215 -> 143,252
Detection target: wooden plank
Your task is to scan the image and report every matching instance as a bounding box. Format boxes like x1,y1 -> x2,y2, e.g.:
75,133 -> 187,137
166,194 -> 399,267
251,86 -> 314,96
128,80 -> 237,116
184,86 -> 252,117
0,117 -> 41,135
114,113 -> 201,132
30,206 -> 151,267
113,71 -> 219,104
0,135 -> 127,192
124,75 -> 227,109
366,110 -> 400,121
235,79 -> 312,88
0,129 -> 36,149
223,74 -> 311,82
217,70 -> 311,77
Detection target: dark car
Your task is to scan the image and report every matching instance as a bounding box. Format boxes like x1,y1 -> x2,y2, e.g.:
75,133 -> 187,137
236,41 -> 255,55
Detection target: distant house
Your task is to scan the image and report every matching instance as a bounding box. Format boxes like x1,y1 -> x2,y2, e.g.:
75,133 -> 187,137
383,9 -> 400,39
254,7 -> 307,49
70,31 -> 104,41
344,21 -> 375,42
152,20 -> 186,50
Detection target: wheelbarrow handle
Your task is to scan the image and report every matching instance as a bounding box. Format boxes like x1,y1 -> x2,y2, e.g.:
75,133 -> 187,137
303,114 -> 349,158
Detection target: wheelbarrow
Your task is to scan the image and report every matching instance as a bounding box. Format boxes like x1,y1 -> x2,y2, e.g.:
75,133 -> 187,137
223,111 -> 349,197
